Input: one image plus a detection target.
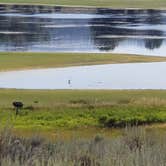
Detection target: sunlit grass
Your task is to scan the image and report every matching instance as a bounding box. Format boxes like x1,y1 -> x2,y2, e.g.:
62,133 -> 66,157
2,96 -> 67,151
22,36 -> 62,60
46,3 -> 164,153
0,52 -> 166,71
0,0 -> 166,8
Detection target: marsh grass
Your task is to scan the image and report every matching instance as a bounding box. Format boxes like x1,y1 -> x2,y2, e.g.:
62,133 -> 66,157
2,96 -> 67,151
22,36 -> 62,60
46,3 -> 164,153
1,89 -> 166,109
1,103 -> 166,130
0,127 -> 166,166
1,90 -> 166,130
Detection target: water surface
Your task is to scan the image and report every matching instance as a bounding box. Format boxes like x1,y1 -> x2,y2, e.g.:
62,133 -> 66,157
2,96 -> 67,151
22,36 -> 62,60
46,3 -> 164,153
0,5 -> 166,56
0,62 -> 165,89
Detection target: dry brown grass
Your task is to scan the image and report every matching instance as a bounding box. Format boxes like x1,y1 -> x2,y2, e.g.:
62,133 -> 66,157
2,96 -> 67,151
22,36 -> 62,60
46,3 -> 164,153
0,127 -> 166,166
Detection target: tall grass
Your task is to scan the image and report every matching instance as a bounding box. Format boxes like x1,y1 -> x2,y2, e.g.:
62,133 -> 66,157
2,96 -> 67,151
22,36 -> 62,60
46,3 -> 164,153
0,127 -> 166,166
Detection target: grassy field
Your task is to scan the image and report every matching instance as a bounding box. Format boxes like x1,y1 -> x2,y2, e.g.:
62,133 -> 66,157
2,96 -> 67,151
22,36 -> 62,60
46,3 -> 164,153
1,89 -> 166,130
0,52 -> 166,71
0,0 -> 166,8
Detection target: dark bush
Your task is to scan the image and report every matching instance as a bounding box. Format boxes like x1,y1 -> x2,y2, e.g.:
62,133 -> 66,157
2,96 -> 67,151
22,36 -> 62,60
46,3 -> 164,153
70,99 -> 88,105
24,105 -> 35,110
98,115 -> 108,124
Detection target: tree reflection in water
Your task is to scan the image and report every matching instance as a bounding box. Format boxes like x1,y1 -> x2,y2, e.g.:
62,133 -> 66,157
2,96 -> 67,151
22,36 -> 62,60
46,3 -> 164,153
0,5 -> 165,53
90,8 -> 165,52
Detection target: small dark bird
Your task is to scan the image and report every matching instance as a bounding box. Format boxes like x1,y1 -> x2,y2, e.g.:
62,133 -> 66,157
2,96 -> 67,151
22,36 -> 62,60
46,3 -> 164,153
12,101 -> 23,115
68,79 -> 71,85
13,102 -> 23,108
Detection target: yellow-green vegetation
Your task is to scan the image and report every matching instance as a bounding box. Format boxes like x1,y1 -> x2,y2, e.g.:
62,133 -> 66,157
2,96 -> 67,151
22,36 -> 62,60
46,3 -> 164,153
1,89 -> 166,130
0,52 -> 166,71
0,0 -> 166,8
3,105 -> 166,130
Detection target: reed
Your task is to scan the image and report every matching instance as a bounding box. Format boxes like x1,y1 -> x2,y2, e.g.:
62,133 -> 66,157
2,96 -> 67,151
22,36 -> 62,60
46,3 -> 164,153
0,127 -> 166,166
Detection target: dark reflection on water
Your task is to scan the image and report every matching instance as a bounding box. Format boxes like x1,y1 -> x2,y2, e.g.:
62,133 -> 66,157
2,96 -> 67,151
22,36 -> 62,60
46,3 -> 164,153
0,5 -> 166,56
91,9 -> 165,53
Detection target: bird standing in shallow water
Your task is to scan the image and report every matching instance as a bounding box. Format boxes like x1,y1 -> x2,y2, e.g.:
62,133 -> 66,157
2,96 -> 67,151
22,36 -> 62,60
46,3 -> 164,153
68,79 -> 71,85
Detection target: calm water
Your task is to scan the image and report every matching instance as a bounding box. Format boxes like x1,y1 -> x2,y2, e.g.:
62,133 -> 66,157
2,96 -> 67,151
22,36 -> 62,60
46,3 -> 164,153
0,5 -> 166,56
0,62 -> 166,89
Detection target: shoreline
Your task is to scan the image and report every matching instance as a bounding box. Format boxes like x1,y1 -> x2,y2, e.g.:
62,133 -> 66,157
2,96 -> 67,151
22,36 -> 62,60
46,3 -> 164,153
0,3 -> 166,10
0,52 -> 165,72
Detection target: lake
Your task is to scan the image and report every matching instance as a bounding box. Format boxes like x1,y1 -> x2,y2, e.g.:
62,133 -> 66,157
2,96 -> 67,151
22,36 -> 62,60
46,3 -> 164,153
0,62 -> 165,89
0,5 -> 166,56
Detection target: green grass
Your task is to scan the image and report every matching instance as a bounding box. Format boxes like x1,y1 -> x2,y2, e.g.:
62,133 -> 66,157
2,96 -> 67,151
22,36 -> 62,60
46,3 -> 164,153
1,89 -> 166,130
0,52 -> 166,71
1,89 -> 166,108
0,0 -> 166,8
